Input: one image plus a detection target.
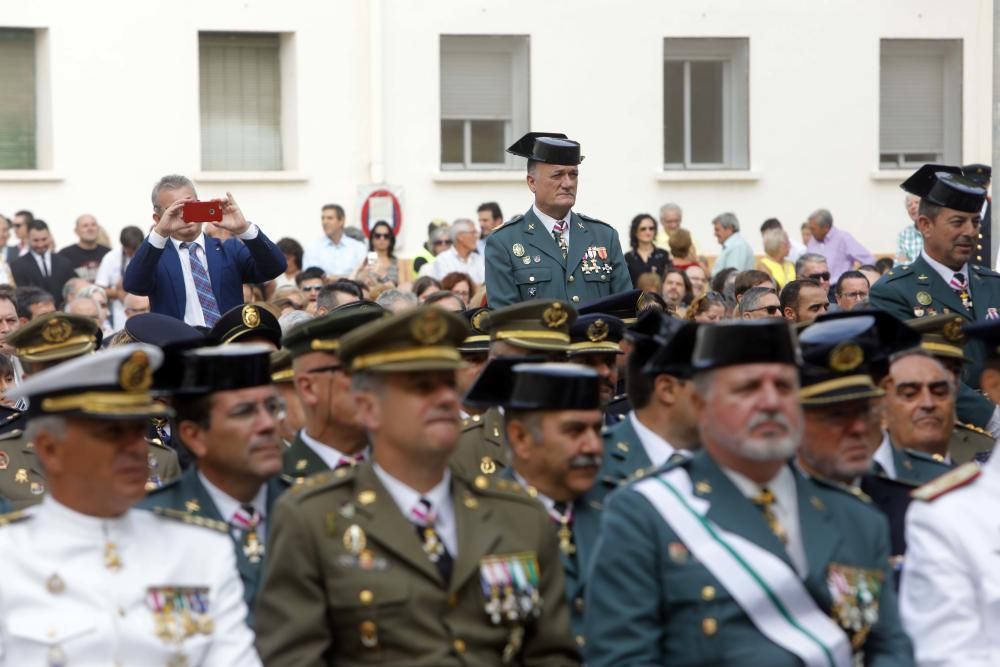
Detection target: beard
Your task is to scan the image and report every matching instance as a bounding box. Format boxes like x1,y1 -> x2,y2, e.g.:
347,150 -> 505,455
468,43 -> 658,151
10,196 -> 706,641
706,410 -> 802,462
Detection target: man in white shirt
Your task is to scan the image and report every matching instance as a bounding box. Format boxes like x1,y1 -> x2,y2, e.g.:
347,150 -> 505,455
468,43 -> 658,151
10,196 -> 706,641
419,218 -> 485,285
138,344 -> 288,628
1,344 -> 260,666
301,204 -> 367,277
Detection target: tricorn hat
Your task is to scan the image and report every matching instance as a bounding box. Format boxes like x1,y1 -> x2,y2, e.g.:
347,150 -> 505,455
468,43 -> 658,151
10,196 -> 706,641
506,132 -> 584,165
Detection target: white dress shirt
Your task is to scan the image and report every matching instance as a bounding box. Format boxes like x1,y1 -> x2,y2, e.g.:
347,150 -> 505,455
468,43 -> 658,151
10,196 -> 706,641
418,246 -> 486,285
532,204 -> 572,249
199,472 -> 270,544
628,411 -> 682,468
920,249 -> 969,289
0,496 -> 260,666
31,250 -> 51,277
872,432 -> 897,480
373,464 -> 458,557
299,429 -> 369,469
720,465 -> 808,577
302,234 -> 367,278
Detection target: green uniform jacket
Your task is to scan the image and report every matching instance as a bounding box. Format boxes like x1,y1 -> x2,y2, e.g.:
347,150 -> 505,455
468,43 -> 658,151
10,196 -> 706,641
0,431 -> 180,510
282,431 -> 332,482
498,467 -> 607,645
869,256 -> 1000,427
598,415 -> 652,489
485,209 -> 631,308
874,444 -> 954,486
254,464 -> 580,667
451,408 -> 508,480
137,467 -> 289,627
584,453 -> 914,667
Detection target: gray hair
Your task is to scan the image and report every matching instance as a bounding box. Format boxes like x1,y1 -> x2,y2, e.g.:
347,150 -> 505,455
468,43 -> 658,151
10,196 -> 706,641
77,284 -> 107,302
66,296 -> 99,317
278,310 -> 314,335
151,174 -> 196,212
713,212 -> 740,232
809,208 -> 833,229
450,219 -> 476,243
794,253 -> 828,277
738,286 -> 776,316
762,229 -> 787,256
660,203 -> 683,218
25,415 -> 67,444
375,289 -> 418,312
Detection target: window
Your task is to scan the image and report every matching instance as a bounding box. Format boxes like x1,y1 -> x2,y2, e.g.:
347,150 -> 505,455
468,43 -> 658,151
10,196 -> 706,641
440,35 -> 529,169
664,38 -> 749,170
0,28 -> 36,169
879,39 -> 962,169
200,32 -> 283,171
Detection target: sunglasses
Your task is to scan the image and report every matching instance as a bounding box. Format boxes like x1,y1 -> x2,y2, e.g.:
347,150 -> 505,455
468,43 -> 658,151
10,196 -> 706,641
840,291 -> 869,300
372,233 -> 391,240
638,226 -> 656,232
302,285 -> 323,292
749,305 -> 782,315
806,272 -> 831,282
433,240 -> 453,246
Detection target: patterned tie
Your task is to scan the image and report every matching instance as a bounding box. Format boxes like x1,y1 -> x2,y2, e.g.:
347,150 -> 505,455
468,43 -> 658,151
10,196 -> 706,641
551,220 -> 568,261
410,497 -> 453,584
950,272 -> 974,312
751,487 -> 788,545
179,241 -> 221,326
549,501 -> 576,557
231,504 -> 265,564
335,451 -> 367,469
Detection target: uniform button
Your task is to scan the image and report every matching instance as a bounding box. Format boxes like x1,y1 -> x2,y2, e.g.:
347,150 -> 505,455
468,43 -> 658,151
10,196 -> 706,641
448,593 -> 458,608
574,596 -> 585,612
978,244 -> 983,250
359,589 -> 373,605
576,634 -> 586,647
529,276 -> 535,282
572,296 -> 580,303
453,638 -> 467,653
568,275 -> 575,283
701,586 -> 716,601
601,275 -> 607,281
703,617 -> 718,636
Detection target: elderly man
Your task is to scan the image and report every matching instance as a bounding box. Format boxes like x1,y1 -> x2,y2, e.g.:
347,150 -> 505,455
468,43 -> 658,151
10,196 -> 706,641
806,209 -> 875,283
419,218 -> 485,285
711,212 -> 754,274
870,164 -> 1000,435
255,307 -> 580,666
485,132 -> 630,307
302,204 -> 366,278
896,194 -> 923,264
0,345 -> 260,665
738,286 -> 782,319
654,203 -> 698,257
124,174 -> 286,327
795,253 -> 832,297
780,278 -> 830,324
585,319 -> 913,666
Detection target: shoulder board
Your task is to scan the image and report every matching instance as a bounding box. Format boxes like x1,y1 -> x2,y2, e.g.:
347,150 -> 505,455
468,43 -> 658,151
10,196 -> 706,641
288,468 -> 353,497
0,412 -> 21,426
152,507 -> 228,533
811,477 -> 872,503
0,429 -> 23,441
970,264 -> 1000,278
628,456 -> 693,485
904,448 -> 950,466
145,437 -> 169,450
144,475 -> 181,495
576,212 -> 610,227
911,462 -> 981,501
462,414 -> 486,432
501,214 -> 525,227
882,265 -> 912,281
466,473 -> 541,506
957,421 -> 992,437
0,509 -> 31,527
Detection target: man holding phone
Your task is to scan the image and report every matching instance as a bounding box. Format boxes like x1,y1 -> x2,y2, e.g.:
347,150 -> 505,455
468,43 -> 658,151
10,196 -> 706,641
124,174 -> 286,327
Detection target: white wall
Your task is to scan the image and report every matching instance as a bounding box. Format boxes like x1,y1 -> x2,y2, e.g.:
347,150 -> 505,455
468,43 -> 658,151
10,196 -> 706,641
0,0 -> 990,259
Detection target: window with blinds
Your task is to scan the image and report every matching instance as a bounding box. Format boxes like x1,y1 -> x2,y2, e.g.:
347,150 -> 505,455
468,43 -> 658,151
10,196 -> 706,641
879,39 -> 962,169
200,32 -> 283,171
0,28 -> 36,170
664,38 -> 749,170
440,36 -> 529,169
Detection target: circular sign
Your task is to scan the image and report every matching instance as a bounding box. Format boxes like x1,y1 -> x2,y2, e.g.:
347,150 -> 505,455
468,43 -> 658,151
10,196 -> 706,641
360,189 -> 402,238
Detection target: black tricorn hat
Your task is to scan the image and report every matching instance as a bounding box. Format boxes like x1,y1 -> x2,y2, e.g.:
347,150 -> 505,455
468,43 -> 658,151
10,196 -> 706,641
643,321 -> 700,380
692,320 -> 801,372
506,132 -> 584,165
900,163 -> 986,214
962,163 -> 992,186
462,354 -> 547,409
506,362 -> 601,411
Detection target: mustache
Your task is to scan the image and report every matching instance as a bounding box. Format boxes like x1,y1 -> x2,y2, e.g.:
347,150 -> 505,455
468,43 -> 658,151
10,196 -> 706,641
747,411 -> 791,432
569,454 -> 602,469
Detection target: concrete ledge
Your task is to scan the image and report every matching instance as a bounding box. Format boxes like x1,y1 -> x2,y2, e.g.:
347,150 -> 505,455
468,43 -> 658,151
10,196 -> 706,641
432,170 -> 525,183
656,170 -> 760,183
0,171 -> 64,182
194,171 -> 308,183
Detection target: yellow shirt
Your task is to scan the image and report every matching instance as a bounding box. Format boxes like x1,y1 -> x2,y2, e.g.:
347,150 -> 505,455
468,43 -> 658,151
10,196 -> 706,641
759,256 -> 796,289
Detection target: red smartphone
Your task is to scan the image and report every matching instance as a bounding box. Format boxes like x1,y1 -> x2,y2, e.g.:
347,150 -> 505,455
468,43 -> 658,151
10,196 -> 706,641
183,200 -> 224,223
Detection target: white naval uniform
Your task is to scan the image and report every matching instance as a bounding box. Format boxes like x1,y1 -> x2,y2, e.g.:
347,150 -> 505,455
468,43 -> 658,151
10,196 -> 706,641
0,496 -> 261,666
899,453 -> 1000,666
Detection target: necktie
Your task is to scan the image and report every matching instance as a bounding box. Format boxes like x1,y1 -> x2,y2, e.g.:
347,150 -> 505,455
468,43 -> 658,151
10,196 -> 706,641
410,497 -> 453,584
231,504 -> 265,564
552,220 -> 568,261
37,253 -> 48,278
549,501 -> 576,557
751,487 -> 788,545
950,272 -> 974,312
335,451 -> 367,469
179,241 -> 221,327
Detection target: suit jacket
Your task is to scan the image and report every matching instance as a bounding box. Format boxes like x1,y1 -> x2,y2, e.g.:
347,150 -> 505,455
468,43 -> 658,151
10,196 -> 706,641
485,209 -> 631,308
584,453 -> 914,667
4,246 -> 19,266
123,230 -> 286,321
869,255 -> 1000,427
136,467 -> 288,627
597,415 -> 651,490
450,408 -> 508,480
254,463 -> 580,667
10,252 -> 77,308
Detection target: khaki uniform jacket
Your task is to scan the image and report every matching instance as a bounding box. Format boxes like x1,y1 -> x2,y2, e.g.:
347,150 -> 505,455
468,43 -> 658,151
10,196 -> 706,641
451,408 -> 508,480
255,463 -> 580,667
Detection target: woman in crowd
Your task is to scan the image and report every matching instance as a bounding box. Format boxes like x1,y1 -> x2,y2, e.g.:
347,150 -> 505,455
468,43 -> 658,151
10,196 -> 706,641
412,276 -> 441,303
667,229 -> 699,271
270,238 -> 304,293
354,221 -> 413,290
624,214 -> 671,286
757,228 -> 796,289
685,291 -> 728,323
440,271 -> 474,307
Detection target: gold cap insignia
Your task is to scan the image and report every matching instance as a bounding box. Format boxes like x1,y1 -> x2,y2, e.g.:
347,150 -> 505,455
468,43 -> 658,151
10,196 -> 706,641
242,305 -> 261,329
411,310 -> 448,344
470,310 -> 488,333
119,351 -> 153,392
829,342 -> 864,372
586,319 -> 609,342
543,303 -> 569,329
41,318 -> 72,344
479,456 -> 496,475
943,318 -> 964,343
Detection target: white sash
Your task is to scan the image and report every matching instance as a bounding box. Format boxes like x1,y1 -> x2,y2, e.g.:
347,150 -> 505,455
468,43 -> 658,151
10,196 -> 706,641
635,467 -> 852,667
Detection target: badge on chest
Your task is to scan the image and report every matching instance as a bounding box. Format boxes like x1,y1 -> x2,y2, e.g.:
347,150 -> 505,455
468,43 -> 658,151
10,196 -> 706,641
147,585 -> 214,648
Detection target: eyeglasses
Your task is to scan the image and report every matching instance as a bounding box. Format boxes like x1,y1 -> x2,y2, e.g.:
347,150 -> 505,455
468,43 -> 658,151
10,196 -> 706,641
433,240 -> 452,246
840,291 -> 869,300
748,305 -> 782,315
806,272 -> 831,282
302,285 -> 323,292
227,397 -> 285,421
372,233 -> 390,240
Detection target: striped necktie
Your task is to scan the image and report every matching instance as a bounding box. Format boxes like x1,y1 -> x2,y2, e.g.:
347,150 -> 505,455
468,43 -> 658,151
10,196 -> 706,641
410,497 -> 453,584
751,487 -> 788,545
179,241 -> 221,326
949,272 -> 974,312
335,451 -> 367,469
552,220 -> 568,260
231,504 -> 265,564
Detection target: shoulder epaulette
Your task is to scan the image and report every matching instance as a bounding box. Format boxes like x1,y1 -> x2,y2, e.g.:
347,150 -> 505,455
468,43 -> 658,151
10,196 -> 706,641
152,507 -> 228,532
289,467 -> 353,497
882,264 -> 912,280
911,462 -> 981,501
461,414 -> 485,432
0,509 -> 31,527
144,475 -> 181,495
145,437 -> 169,450
904,448 -> 951,466
971,264 -> 1000,278
628,456 -> 692,486
957,422 -> 992,436
501,214 -> 524,227
467,474 -> 542,506
576,212 -> 610,227
0,412 -> 21,426
811,477 -> 872,503
0,428 -> 23,441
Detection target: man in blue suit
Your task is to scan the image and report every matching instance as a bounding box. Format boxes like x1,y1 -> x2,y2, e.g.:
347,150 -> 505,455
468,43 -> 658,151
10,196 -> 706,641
124,174 -> 286,326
